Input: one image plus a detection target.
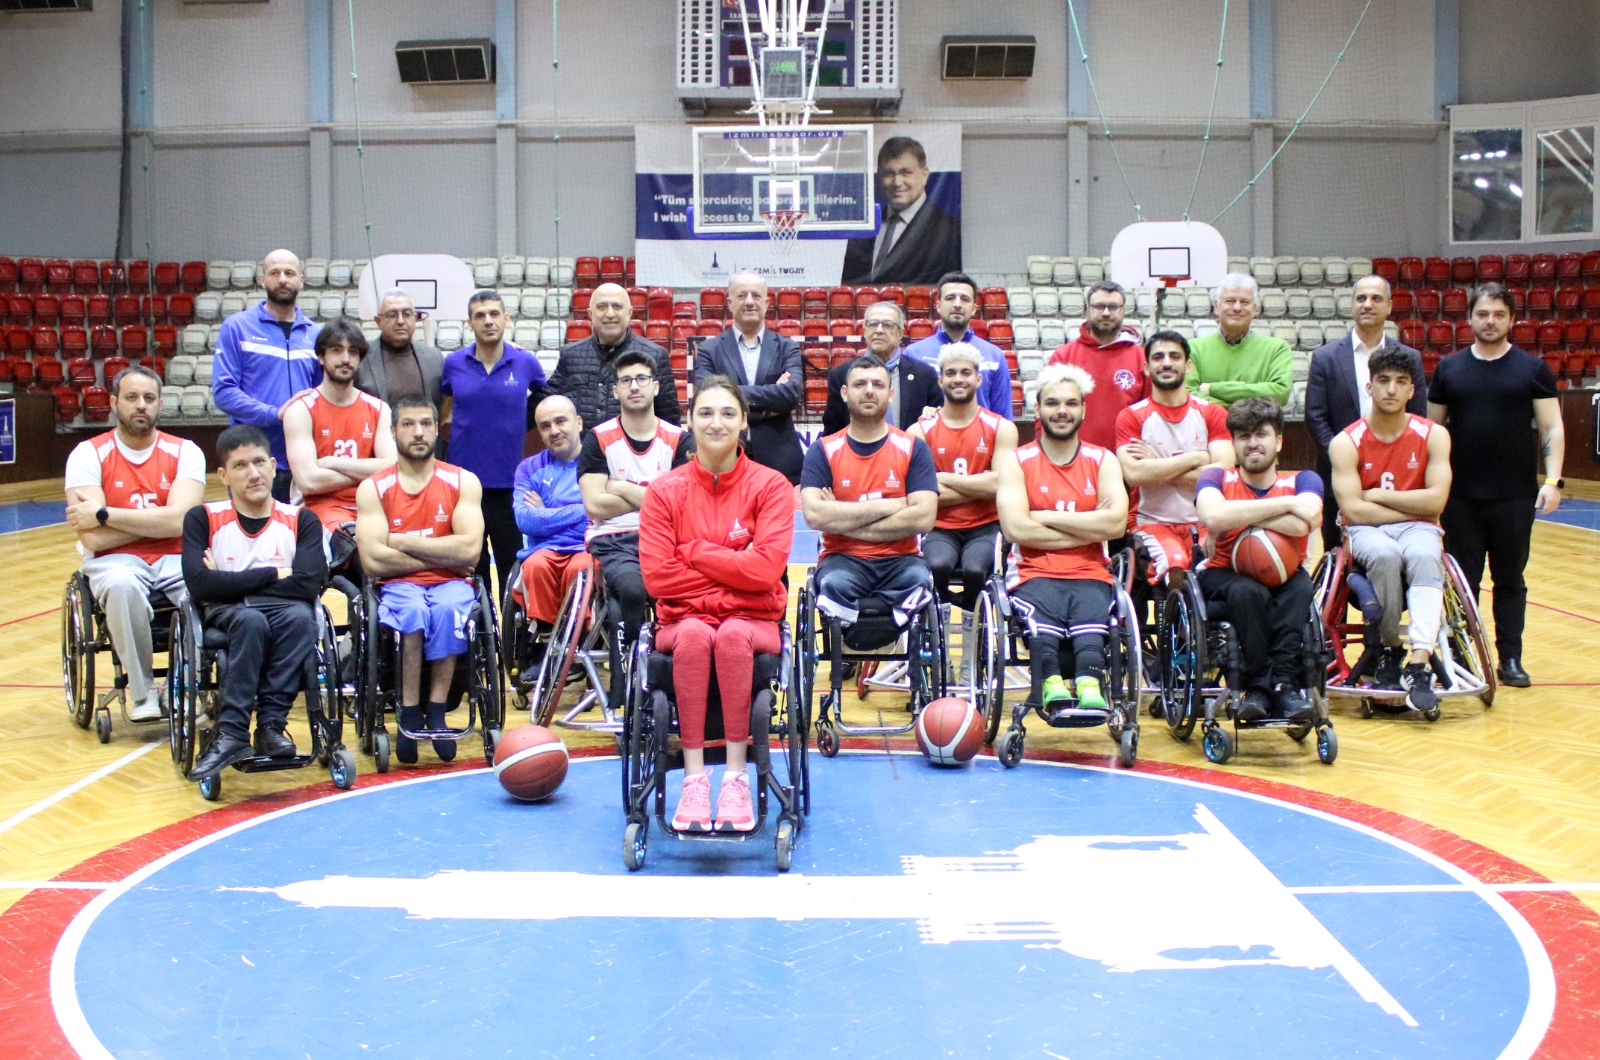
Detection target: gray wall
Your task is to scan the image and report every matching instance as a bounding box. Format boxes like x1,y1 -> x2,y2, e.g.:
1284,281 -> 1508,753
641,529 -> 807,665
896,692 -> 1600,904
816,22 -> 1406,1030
1,0 -> 1597,271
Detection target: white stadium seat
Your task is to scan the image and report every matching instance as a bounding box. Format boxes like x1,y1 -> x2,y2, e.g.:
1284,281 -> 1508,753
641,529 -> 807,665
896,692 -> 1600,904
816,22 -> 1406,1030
1184,290 -> 1212,318
1160,289 -> 1186,318
1011,319 -> 1040,350
1260,289 -> 1288,318
160,386 -> 184,422
495,289 -> 522,318
1322,257 -> 1349,286
1006,287 -> 1034,317
327,259 -> 354,288
473,257 -> 499,288
1296,323 -> 1324,351
182,385 -> 210,419
1038,319 -> 1067,349
205,390 -> 222,417
353,260 -> 370,287
295,291 -> 318,315
1310,289 -> 1336,319
1057,289 -> 1085,318
194,292 -> 221,322
550,258 -> 575,286
524,257 -> 551,286
361,321 -> 382,345
302,258 -> 329,288
219,293 -> 246,318
1249,257 -> 1276,287
1025,256 -> 1054,285
512,321 -> 540,349
1062,318 -> 1085,343
537,350 -> 559,376
1348,257 -> 1373,279
245,290 -> 266,313
318,293 -> 345,320
1031,287 -> 1059,317
1273,256 -> 1300,287
1052,257 -> 1079,287
1169,322 -> 1195,340
1336,290 -> 1354,318
1284,289 -> 1312,319
520,288 -> 547,318
1323,322 -> 1349,344
194,356 -> 214,386
434,320 -> 464,351
1194,319 -> 1220,338
1228,256 -> 1250,276
208,324 -> 223,346
231,260 -> 257,289
499,255 -> 526,287
1382,320 -> 1399,342
546,289 -> 571,318
1288,380 -> 1308,418
1018,351 -> 1045,380
167,356 -> 196,386
1272,323 -> 1298,347
1251,318 -> 1272,336
1298,257 -> 1324,286
1132,287 -> 1156,316
539,321 -> 562,349
1077,257 -> 1104,284
207,261 -> 232,290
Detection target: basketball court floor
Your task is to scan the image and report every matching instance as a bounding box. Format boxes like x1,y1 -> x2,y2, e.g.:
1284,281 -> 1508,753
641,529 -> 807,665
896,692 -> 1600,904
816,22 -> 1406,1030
2,480 -> 1599,1057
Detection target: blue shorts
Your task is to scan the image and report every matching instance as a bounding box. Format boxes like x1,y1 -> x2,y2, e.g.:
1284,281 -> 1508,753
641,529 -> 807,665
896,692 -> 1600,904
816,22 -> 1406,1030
378,580 -> 476,661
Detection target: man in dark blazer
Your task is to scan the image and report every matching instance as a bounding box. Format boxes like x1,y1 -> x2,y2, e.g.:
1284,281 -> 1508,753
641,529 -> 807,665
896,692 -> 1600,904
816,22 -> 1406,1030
841,135 -> 962,286
822,301 -> 942,436
1305,274 -> 1428,551
693,271 -> 805,483
357,288 -> 444,410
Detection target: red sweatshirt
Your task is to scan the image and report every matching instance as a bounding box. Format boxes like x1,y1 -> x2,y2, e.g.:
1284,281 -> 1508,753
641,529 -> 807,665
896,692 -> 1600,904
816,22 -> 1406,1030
1048,324 -> 1148,449
639,451 -> 795,626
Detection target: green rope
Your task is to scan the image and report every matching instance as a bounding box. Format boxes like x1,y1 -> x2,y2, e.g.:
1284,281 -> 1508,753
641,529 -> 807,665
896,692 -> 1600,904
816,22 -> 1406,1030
346,0 -> 377,268
1182,0 -> 1229,222
551,0 -> 561,267
1065,0 -> 1143,222
1212,0 -> 1374,224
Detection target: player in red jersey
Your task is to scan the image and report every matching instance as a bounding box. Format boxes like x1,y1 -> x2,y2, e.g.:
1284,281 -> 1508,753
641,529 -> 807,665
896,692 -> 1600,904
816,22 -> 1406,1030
356,396 -> 485,764
995,364 -> 1128,721
1195,398 -> 1324,724
908,342 -> 1017,611
64,366 -> 208,721
1329,346 -> 1453,709
282,319 -> 396,570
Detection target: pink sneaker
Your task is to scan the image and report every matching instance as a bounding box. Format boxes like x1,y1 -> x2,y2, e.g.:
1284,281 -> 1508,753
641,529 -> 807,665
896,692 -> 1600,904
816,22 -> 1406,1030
715,770 -> 755,832
671,772 -> 713,832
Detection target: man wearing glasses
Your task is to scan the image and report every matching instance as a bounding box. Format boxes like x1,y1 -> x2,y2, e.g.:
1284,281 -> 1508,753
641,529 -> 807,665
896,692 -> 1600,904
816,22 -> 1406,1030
1047,280 -> 1148,449
821,301 -> 942,436
357,288 -> 444,416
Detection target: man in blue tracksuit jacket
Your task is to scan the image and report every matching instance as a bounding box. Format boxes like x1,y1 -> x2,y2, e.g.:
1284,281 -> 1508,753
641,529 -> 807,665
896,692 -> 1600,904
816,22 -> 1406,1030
902,271 -> 1014,420
210,250 -> 323,500
510,394 -> 590,645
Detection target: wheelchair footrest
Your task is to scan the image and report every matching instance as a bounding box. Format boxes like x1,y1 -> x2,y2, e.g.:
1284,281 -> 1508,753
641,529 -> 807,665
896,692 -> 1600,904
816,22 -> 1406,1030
1042,707 -> 1114,728
233,753 -> 318,774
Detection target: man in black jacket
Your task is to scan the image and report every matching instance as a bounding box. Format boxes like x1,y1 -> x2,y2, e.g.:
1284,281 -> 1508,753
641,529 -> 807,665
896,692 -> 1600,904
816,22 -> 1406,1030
842,135 -> 962,286
694,272 -> 805,483
822,300 -> 942,436
548,282 -> 679,429
183,425 -> 328,779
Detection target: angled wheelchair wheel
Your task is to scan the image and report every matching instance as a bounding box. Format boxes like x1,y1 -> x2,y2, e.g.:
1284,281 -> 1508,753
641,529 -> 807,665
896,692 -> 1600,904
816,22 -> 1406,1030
470,583 -> 505,765
166,604 -> 202,779
907,600 -> 948,715
971,587 -> 1006,745
358,584 -> 392,762
61,574 -> 96,730
1106,584 -> 1142,743
1160,582 -> 1204,742
530,566 -> 594,727
1443,554 -> 1496,708
623,819 -> 648,871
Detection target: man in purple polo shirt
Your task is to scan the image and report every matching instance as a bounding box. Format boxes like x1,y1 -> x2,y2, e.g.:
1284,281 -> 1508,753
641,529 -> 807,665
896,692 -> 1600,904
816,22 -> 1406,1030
441,289 -> 549,598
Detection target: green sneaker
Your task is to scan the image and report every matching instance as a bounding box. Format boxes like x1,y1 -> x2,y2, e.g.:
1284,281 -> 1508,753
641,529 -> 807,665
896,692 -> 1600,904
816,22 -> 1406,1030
1041,675 -> 1073,707
1075,675 -> 1107,711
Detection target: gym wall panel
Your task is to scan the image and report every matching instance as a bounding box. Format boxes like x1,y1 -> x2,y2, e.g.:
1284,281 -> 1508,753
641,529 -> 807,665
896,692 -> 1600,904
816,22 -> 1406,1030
895,0 -> 1070,120
518,0 -> 680,120
1086,0 -> 1251,120
0,144 -> 121,257
155,0 -> 309,129
518,132 -> 636,256
331,136 -> 497,260
1271,131 -> 1444,257
1459,0 -> 1600,105
960,128 -> 1067,271
147,141 -> 311,262
1086,135 -> 1254,255
1272,0 -> 1434,124
0,7 -> 121,133
331,0 -> 497,123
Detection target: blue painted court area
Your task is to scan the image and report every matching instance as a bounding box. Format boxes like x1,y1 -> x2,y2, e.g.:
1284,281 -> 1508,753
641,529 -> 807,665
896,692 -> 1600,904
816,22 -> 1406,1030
0,499 -> 63,534
1540,497 -> 1600,532
58,755 -> 1548,1059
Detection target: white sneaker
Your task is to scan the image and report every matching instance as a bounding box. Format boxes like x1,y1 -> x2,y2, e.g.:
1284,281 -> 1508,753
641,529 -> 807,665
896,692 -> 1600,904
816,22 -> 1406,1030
128,690 -> 163,722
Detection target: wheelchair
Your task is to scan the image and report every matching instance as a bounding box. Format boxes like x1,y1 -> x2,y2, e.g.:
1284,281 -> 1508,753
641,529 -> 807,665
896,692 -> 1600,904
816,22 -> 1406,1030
1158,567 -> 1336,766
61,570 -> 177,744
352,576 -> 505,772
502,557 -> 621,733
794,562 -> 947,758
620,621 -> 806,872
1312,545 -> 1494,720
167,595 -> 356,800
968,541 -> 1144,769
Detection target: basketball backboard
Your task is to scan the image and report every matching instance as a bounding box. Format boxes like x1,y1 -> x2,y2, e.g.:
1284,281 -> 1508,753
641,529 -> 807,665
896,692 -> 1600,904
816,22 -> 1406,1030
354,253 -> 477,324
691,124 -> 875,236
1109,221 -> 1229,289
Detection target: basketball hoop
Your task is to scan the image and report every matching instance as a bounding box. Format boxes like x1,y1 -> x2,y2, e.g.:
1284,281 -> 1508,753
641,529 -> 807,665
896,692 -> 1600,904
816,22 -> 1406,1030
762,209 -> 805,253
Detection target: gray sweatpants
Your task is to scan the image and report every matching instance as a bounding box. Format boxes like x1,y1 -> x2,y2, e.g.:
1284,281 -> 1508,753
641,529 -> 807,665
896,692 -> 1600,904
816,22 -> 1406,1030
79,552 -> 188,701
1344,521 -> 1445,652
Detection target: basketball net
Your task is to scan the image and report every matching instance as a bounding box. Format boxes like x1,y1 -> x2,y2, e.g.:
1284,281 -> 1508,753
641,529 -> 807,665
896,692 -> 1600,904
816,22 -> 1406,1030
762,209 -> 804,254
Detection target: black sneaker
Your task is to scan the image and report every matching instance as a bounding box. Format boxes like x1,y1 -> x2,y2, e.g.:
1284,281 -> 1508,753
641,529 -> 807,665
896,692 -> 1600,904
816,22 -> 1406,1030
1402,662 -> 1438,712
253,727 -> 296,758
1372,647 -> 1404,690
1235,689 -> 1271,724
1496,657 -> 1532,688
1271,683 -> 1315,724
188,734 -> 254,780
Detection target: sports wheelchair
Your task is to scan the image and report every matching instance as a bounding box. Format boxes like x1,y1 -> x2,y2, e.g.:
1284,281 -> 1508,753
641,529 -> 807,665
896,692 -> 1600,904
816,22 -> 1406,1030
502,556 -> 622,732
968,541 -> 1145,769
352,576 -> 505,772
61,571 -> 177,744
620,622 -> 806,872
793,563 -> 947,758
1158,568 -> 1336,765
1312,546 -> 1494,720
167,596 -> 357,800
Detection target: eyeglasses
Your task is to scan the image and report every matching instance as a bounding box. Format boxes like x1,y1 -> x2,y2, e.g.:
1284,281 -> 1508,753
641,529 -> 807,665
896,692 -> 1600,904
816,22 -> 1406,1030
1088,302 -> 1124,312
862,319 -> 901,331
377,310 -> 418,321
615,375 -> 655,389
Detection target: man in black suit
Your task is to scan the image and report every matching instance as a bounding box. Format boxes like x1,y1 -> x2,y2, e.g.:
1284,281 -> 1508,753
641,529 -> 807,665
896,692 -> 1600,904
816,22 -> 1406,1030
693,271 -> 805,483
822,301 -> 943,436
1305,274 -> 1428,551
841,136 -> 962,286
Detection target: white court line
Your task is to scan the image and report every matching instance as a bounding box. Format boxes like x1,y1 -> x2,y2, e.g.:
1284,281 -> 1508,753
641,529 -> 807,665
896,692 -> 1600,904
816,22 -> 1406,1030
0,741 -> 160,838
0,881 -> 112,891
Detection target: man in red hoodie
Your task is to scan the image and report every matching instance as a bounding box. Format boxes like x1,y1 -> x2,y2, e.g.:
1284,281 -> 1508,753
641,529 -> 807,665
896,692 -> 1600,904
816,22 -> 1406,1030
1047,280 -> 1147,449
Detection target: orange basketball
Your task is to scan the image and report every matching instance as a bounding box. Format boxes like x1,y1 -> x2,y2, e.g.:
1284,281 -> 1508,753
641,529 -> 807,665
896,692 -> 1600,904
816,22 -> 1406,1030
493,725 -> 569,802
915,697 -> 985,767
1230,527 -> 1301,588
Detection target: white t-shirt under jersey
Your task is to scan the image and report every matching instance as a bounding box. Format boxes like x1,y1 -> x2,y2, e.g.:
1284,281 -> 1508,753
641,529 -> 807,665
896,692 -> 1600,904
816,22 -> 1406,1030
64,432 -> 207,493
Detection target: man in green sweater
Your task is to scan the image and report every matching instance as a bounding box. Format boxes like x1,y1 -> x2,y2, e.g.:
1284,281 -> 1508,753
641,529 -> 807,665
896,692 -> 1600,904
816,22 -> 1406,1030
1186,273 -> 1293,409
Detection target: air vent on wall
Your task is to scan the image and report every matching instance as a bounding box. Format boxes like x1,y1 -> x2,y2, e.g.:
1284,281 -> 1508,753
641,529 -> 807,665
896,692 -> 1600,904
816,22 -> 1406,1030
395,39 -> 496,85
0,0 -> 92,11
940,35 -> 1035,80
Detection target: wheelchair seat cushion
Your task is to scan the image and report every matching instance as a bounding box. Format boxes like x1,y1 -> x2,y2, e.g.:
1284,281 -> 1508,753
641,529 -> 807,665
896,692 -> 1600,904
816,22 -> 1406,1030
842,610 -> 903,652
649,650 -> 780,692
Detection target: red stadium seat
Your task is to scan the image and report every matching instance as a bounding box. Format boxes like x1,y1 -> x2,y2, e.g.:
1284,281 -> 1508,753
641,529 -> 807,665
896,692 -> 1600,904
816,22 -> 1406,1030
0,257 -> 17,288
45,259 -> 71,292
1450,257 -> 1477,285
1413,289 -> 1440,319
851,286 -> 880,317
142,293 -> 168,324
907,319 -> 936,340
18,258 -> 46,291
905,285 -> 932,315
877,285 -> 905,309
1397,321 -> 1426,348
671,300 -> 696,320
60,294 -> 86,325
153,261 -> 180,292
697,319 -> 722,337
799,319 -> 826,339
969,319 -> 989,340
625,286 -> 647,313
33,294 -> 60,323
1476,254 -> 1503,283
1530,254 -> 1557,284
1568,350 -> 1593,379
152,324 -> 177,355
670,321 -> 696,344
125,260 -> 150,289
1504,254 -> 1531,285
121,325 -> 148,354
0,358 -> 14,385
1510,320 -> 1537,347
980,286 -> 1009,319
34,355 -> 65,389
10,357 -> 35,387
1420,349 -> 1442,375
5,324 -> 32,356
565,321 -> 592,343
67,355 -> 95,387
570,288 -> 593,314
6,294 -> 31,324
668,348 -> 689,372
167,292 -> 194,325
91,324 -> 118,356
774,289 -> 802,319
1423,257 -> 1450,286
1397,257 -> 1423,287
644,321 -> 670,343
112,294 -> 140,325
647,288 -> 673,321
31,325 -> 59,357
624,257 -> 636,287
987,320 -> 1014,348
61,326 -> 89,358
1564,320 -> 1590,348
627,320 -> 644,337
574,257 -> 601,288
1581,286 -> 1600,318
1525,286 -> 1554,317
97,259 -> 124,292
179,260 -> 208,292
1557,252 -> 1583,284
699,288 -> 726,319
52,385 -> 81,422
1011,380 -> 1025,417
826,318 -> 854,339
86,293 -> 110,324
600,256 -> 625,284
801,287 -> 828,318
1455,321 -> 1474,347
1388,289 -> 1414,319
72,259 -> 100,292
0,299 -> 7,325
1581,252 -> 1600,284
827,286 -> 854,318
803,345 -> 831,373
776,320 -> 802,339
1441,288 -> 1468,319
102,354 -> 130,383
81,384 -> 111,423
1555,287 -> 1583,317
1536,319 -> 1563,349
1426,321 -> 1454,348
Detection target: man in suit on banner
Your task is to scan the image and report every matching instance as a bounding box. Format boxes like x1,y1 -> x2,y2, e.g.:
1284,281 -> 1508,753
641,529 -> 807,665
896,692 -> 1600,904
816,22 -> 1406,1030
842,135 -> 962,286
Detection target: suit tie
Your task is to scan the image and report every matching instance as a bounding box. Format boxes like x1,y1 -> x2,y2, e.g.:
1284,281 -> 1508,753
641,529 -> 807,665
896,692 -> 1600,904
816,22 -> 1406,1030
874,213 -> 902,270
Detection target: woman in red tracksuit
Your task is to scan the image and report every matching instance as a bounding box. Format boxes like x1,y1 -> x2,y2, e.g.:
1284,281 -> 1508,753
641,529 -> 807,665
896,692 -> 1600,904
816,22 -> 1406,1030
638,375 -> 795,833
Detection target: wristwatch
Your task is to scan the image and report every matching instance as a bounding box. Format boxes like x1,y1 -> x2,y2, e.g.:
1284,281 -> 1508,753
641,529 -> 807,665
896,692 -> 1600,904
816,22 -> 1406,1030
1545,477 -> 1565,490
95,506 -> 109,526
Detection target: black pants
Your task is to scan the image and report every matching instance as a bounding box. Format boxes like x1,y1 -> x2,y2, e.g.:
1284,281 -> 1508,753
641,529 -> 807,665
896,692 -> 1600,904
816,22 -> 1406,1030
476,487 -> 522,604
207,600 -> 317,741
1316,452 -> 1343,554
922,522 -> 1001,611
1198,566 -> 1314,692
1442,495 -> 1536,659
589,532 -> 649,701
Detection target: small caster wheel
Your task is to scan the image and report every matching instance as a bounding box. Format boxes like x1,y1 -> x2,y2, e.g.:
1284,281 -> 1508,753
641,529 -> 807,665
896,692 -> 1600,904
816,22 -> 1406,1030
1421,705 -> 1440,723
95,712 -> 111,744
330,748 -> 357,789
774,818 -> 795,872
483,728 -> 501,766
1286,723 -> 1311,743
1202,725 -> 1234,765
815,723 -> 839,758
373,731 -> 391,774
997,728 -> 1024,769
623,820 -> 648,871
511,688 -> 530,712
1148,698 -> 1164,719
1107,710 -> 1125,739
1317,725 -> 1338,764
1359,698 -> 1374,719
1118,727 -> 1138,768
198,773 -> 222,801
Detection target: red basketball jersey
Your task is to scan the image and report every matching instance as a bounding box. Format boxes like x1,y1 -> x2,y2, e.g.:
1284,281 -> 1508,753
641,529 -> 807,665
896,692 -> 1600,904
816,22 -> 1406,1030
1013,441 -> 1113,585
88,430 -> 186,563
372,461 -> 465,586
293,387 -> 385,529
1342,414 -> 1434,505
818,426 -> 920,560
921,408 -> 1002,530
1199,469 -> 1310,572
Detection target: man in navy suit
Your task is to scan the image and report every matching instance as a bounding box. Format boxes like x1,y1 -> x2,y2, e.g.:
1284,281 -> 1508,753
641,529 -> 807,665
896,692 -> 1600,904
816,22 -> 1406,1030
842,136 -> 962,286
822,300 -> 942,436
1305,274 -> 1428,551
693,271 -> 805,483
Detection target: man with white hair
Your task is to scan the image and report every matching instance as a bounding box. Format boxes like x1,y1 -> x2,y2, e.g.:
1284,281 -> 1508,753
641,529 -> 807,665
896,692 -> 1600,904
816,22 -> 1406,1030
1186,273 -> 1293,410
994,363 -> 1129,721
357,288 -> 444,414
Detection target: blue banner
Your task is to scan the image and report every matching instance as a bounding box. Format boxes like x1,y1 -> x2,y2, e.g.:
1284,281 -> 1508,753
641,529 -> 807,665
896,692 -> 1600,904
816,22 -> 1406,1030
0,398 -> 14,465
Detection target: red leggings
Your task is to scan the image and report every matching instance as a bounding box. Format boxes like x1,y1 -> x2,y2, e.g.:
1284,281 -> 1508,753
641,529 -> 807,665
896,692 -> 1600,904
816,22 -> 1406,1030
655,616 -> 782,750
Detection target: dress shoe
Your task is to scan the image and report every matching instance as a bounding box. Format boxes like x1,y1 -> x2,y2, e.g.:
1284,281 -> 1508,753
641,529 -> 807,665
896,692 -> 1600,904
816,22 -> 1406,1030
1496,657 -> 1531,688
1235,689 -> 1271,724
188,734 -> 254,780
1272,683 -> 1315,724
253,726 -> 296,758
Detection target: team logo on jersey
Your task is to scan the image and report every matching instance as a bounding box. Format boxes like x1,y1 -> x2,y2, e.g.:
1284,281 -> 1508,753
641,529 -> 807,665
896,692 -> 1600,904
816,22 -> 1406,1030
321,429 -> 330,437
885,469 -> 899,489
505,373 -> 518,387
976,438 -> 989,454
436,504 -> 448,521
113,480 -> 123,488
392,517 -> 403,527
158,475 -> 170,490
727,518 -> 750,545
1114,369 -> 1139,390
362,425 -> 373,439
841,479 -> 852,488
1407,455 -> 1419,469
